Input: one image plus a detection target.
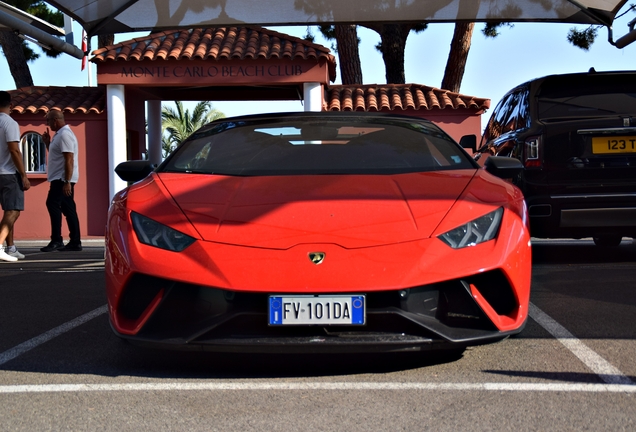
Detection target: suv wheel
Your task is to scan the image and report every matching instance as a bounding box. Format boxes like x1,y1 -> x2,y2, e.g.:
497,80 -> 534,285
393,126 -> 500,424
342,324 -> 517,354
592,235 -> 623,247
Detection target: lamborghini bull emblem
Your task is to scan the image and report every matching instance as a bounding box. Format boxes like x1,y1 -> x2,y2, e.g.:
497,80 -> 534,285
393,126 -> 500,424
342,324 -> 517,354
308,252 -> 326,265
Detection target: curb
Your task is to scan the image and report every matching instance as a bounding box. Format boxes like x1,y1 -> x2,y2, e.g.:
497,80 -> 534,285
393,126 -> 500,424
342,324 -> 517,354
14,238 -> 105,248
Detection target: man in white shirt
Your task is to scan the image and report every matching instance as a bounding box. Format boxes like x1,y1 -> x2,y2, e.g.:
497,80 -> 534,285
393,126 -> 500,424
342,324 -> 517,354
40,110 -> 82,252
0,91 -> 30,262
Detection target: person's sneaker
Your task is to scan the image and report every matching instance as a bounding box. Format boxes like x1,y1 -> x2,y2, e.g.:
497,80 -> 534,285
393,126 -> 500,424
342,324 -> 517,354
40,241 -> 65,252
0,246 -> 18,262
6,246 -> 25,259
58,243 -> 82,252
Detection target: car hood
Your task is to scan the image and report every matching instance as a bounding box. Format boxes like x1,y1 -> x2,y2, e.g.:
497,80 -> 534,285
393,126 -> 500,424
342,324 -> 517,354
157,171 -> 477,249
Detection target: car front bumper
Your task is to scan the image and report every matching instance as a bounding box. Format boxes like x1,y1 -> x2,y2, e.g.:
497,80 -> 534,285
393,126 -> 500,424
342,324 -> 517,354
109,270 -> 527,353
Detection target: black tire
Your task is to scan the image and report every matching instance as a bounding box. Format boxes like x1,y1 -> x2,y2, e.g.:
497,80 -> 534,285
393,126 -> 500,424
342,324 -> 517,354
592,235 -> 623,247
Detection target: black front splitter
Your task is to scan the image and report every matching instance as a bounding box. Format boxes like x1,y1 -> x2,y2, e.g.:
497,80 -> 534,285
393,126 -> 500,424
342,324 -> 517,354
113,329 -> 508,354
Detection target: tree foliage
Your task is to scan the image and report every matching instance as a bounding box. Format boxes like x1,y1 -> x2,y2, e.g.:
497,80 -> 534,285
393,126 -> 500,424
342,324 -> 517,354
567,26 -> 598,51
567,3 -> 635,50
364,23 -> 427,84
315,23 -> 426,84
312,25 -> 363,84
484,22 -> 596,51
161,101 -> 225,157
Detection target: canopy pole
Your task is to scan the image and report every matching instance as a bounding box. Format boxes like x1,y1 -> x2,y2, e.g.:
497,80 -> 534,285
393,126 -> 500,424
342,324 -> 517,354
0,8 -> 83,59
147,100 -> 163,165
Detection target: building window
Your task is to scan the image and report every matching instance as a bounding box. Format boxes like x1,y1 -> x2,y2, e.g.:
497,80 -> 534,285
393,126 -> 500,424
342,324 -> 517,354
20,131 -> 47,173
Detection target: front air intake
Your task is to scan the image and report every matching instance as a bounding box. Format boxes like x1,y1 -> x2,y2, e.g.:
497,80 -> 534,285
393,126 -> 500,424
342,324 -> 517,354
466,270 -> 518,316
118,274 -> 169,321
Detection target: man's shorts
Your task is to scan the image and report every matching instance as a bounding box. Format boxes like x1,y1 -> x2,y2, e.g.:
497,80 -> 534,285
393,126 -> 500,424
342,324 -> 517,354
0,173 -> 25,211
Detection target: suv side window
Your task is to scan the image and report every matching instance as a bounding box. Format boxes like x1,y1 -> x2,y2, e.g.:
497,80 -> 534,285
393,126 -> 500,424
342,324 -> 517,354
483,89 -> 531,138
507,90 -> 530,159
515,90 -> 530,130
480,88 -> 530,158
501,93 -> 520,134
482,93 -> 514,144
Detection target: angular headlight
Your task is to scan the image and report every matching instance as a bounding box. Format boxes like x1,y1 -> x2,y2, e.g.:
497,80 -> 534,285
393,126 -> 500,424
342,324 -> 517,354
131,212 -> 195,252
438,208 -> 503,249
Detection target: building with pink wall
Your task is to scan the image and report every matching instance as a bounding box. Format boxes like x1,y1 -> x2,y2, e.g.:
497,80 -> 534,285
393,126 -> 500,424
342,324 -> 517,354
8,87 -> 112,240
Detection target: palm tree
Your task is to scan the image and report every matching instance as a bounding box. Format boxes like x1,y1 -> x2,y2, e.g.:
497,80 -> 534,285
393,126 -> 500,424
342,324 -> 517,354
161,101 -> 225,157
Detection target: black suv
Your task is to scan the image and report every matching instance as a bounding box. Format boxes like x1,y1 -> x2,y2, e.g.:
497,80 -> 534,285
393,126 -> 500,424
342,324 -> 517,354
476,70 -> 636,246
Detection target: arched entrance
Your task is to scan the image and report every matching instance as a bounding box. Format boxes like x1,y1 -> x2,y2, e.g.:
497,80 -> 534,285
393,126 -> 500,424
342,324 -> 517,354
92,26 -> 337,198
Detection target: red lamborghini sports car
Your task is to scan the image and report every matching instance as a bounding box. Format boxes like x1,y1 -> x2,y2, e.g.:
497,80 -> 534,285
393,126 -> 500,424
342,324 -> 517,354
106,112 -> 531,353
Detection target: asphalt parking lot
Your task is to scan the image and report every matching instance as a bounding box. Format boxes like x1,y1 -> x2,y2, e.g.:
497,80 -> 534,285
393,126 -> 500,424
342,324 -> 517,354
0,239 -> 634,431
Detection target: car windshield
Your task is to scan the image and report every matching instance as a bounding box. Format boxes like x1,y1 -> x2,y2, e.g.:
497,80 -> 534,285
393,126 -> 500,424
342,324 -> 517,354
538,75 -> 636,120
160,115 -> 476,176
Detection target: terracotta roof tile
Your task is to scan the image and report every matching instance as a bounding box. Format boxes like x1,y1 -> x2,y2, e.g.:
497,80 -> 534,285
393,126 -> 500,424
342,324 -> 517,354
92,26 -> 337,80
8,86 -> 105,115
324,84 -> 489,113
129,39 -> 147,61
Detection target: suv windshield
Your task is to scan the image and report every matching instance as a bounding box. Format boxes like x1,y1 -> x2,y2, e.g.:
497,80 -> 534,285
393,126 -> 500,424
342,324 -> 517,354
538,75 -> 636,120
160,116 -> 475,176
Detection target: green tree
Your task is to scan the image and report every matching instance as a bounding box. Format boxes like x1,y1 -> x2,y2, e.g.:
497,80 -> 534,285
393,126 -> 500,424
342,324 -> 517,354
296,1 -> 427,84
313,22 -> 426,85
0,0 -> 64,88
441,22 -> 475,93
363,23 -> 427,84
310,25 -> 363,85
567,4 -> 635,50
161,101 -> 225,157
302,1 -> 635,92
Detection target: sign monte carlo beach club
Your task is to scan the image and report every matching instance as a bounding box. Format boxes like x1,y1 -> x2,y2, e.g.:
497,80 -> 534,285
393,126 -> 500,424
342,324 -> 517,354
93,27 -> 336,88
97,59 -> 329,86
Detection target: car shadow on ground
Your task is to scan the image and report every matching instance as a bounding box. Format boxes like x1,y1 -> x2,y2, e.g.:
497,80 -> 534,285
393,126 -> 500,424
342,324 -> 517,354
1,317 -> 467,379
2,348 -> 467,380
103,342 -> 467,379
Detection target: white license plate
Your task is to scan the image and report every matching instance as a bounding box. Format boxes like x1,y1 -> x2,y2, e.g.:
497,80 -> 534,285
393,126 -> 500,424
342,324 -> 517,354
269,295 -> 365,325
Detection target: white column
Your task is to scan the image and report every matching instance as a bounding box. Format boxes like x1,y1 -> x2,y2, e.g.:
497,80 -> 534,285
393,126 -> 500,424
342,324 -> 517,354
107,85 -> 128,200
303,82 -> 322,112
147,100 -> 162,166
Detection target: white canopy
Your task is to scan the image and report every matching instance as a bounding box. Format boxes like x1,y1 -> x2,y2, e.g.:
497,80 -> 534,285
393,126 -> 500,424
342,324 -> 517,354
45,0 -> 629,36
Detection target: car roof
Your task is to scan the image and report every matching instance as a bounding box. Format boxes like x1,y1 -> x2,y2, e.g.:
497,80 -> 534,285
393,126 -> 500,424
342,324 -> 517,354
510,70 -> 636,93
205,111 -> 437,125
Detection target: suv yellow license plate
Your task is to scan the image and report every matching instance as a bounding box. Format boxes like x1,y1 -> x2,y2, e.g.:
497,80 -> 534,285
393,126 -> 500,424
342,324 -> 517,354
269,295 -> 365,325
592,136 -> 636,154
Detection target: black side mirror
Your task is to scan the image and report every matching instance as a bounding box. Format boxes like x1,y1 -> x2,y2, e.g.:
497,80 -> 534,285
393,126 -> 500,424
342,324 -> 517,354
484,156 -> 523,179
459,134 -> 477,152
115,161 -> 156,182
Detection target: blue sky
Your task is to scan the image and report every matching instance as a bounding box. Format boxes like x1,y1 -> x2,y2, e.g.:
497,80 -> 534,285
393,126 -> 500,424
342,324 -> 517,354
1,4 -> 635,130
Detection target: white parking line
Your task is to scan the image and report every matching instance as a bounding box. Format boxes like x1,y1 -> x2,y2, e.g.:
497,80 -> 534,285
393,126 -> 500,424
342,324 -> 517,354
0,305 -> 108,367
529,302 -> 633,385
16,259 -> 103,263
0,382 -> 634,394
1,302 -> 632,392
73,262 -> 105,268
45,269 -> 104,273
